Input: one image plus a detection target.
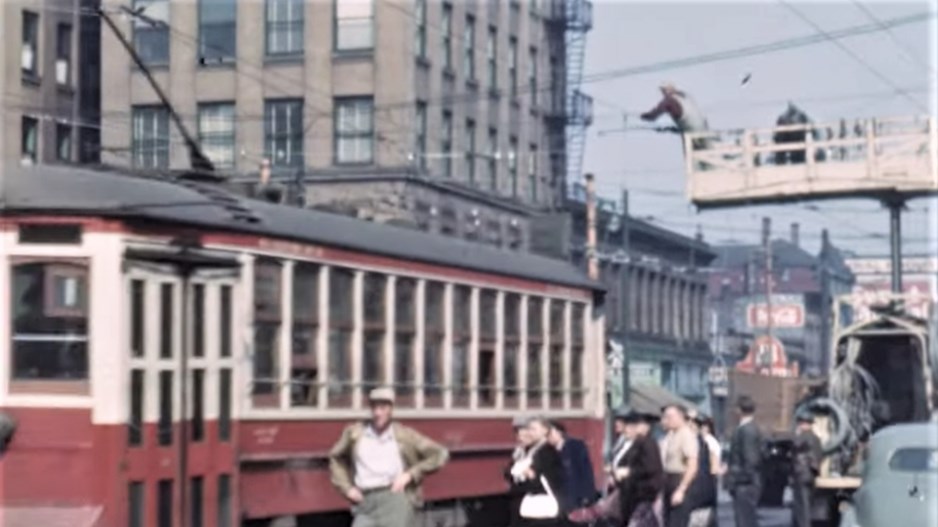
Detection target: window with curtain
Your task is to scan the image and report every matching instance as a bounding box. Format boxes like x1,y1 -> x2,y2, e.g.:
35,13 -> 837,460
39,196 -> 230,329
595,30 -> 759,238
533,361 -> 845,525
198,103 -> 235,168
265,99 -> 303,167
132,106 -> 169,168
266,0 -> 304,56
21,11 -> 39,78
335,0 -> 374,51
21,116 -> 39,165
198,0 -> 237,63
335,97 -> 374,165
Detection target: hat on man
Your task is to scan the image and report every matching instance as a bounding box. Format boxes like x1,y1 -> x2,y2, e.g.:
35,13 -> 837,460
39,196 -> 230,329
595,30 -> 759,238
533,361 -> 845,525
512,414 -> 532,429
660,81 -> 678,94
367,387 -> 395,405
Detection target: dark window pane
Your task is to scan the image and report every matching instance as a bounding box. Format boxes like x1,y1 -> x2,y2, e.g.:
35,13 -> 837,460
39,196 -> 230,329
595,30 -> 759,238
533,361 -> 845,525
264,99 -> 304,166
328,328 -> 352,407
252,324 -> 279,397
157,480 -> 172,527
254,259 -> 282,321
527,344 -> 542,405
423,281 -> 445,406
479,349 -> 495,407
363,331 -> 384,391
190,476 -> 203,527
334,98 -> 374,164
193,284 -> 205,357
480,290 -> 496,339
504,343 -> 519,407
329,268 -> 354,326
158,371 -> 173,446
198,0 -> 237,62
220,285 -> 232,357
18,224 -> 82,245
394,333 -> 414,401
11,262 -> 89,381
192,369 -> 205,442
129,370 -> 144,446
528,297 -> 543,337
22,11 -> 39,76
293,263 -> 319,323
21,116 -> 38,164
159,283 -> 174,358
395,278 -> 415,328
133,0 -> 169,64
549,345 -> 563,408
218,474 -> 232,527
219,368 -> 232,441
363,273 -> 385,326
129,481 -> 144,527
131,280 -> 145,357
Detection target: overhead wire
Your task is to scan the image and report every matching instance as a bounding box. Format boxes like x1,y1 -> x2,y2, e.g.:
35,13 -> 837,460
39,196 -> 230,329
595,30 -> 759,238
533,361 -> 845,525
848,0 -> 934,73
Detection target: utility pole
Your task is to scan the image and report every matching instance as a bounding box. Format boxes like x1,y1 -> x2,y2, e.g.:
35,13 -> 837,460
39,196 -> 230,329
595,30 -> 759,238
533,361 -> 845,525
763,217 -> 774,342
619,189 -> 630,407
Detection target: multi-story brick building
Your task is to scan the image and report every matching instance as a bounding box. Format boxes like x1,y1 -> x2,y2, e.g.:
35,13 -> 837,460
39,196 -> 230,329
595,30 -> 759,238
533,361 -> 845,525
1,0 -> 101,166
99,0 -> 592,251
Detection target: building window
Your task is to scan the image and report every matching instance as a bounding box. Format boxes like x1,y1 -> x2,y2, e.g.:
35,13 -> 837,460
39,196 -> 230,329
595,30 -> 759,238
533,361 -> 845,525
478,290 -> 497,407
265,99 -> 303,167
441,110 -> 453,177
424,281 -> 445,407
56,23 -> 72,86
486,27 -> 497,90
415,102 -> 427,170
190,476 -> 204,527
266,0 -> 304,56
362,273 -> 386,392
465,119 -> 476,184
219,369 -> 232,441
129,482 -> 144,527
159,283 -> 174,358
253,259 -> 282,406
504,294 -> 520,408
452,285 -> 471,407
291,263 -> 320,407
395,278 -> 416,406
10,262 -> 89,384
335,97 -> 374,165
415,0 -> 427,59
131,280 -> 145,357
192,284 -> 205,357
508,37 -> 518,98
441,3 -> 453,70
548,301 -> 564,408
158,371 -> 173,445
133,0 -> 169,65
22,11 -> 39,79
157,480 -> 172,527
528,143 -> 538,202
218,475 -> 232,527
329,268 -> 354,407
487,128 -> 498,191
56,124 -> 72,162
191,369 -> 205,441
220,285 -> 232,357
21,116 -> 38,165
509,137 -> 518,197
198,0 -> 236,64
527,297 -> 543,408
528,47 -> 538,107
132,106 -> 170,169
129,370 -> 144,446
198,103 -> 235,168
335,0 -> 374,51
571,303 -> 585,408
463,15 -> 476,81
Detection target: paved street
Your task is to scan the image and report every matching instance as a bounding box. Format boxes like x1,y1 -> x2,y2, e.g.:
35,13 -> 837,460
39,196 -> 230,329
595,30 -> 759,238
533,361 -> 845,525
716,489 -> 792,527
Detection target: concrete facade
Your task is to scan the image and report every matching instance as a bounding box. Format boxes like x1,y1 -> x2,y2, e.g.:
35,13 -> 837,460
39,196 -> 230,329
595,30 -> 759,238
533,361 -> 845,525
100,0 -> 573,251
1,0 -> 100,166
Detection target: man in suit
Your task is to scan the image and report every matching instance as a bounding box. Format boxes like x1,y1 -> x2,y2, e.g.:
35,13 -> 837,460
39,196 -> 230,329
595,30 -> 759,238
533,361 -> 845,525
548,420 -> 598,512
790,411 -> 822,527
726,396 -> 764,527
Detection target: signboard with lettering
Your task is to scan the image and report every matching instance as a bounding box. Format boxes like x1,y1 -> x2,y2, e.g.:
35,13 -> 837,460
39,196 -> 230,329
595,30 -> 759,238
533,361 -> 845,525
744,294 -> 806,329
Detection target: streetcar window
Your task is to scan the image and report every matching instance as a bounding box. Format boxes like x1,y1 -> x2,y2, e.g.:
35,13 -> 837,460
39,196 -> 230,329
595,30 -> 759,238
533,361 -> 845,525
128,481 -> 144,527
571,303 -> 586,408
478,290 -> 497,408
253,259 -> 282,405
328,268 -> 354,407
18,223 -> 83,244
394,278 -> 416,406
527,297 -> 544,407
362,273 -> 387,391
452,285 -> 472,407
220,285 -> 232,358
218,474 -> 233,527
130,280 -> 145,358
291,263 -> 319,407
219,369 -> 232,441
190,476 -> 204,527
192,284 -> 205,358
504,294 -> 521,408
423,281 -> 445,407
129,369 -> 144,446
159,283 -> 174,359
191,369 -> 205,442
10,262 -> 89,386
158,371 -> 173,446
549,300 -> 565,408
157,479 -> 173,527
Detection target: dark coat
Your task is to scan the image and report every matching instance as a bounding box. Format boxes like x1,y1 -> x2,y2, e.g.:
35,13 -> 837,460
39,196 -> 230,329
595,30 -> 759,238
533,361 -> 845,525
506,443 -> 567,527
686,435 -> 717,510
558,438 -> 597,510
615,434 -> 665,522
726,420 -> 764,491
791,429 -> 823,486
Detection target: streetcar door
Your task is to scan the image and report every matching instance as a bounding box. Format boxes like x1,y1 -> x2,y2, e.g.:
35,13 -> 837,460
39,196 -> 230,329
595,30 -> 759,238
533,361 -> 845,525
123,249 -> 241,527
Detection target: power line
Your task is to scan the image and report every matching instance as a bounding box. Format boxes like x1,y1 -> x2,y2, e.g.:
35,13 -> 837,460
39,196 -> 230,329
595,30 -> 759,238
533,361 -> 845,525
777,1 -> 928,112
848,0 -> 934,73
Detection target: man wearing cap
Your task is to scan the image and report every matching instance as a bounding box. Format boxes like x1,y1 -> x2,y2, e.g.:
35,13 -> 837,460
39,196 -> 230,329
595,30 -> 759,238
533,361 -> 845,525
790,411 -> 822,527
640,83 -> 711,154
329,387 -> 449,527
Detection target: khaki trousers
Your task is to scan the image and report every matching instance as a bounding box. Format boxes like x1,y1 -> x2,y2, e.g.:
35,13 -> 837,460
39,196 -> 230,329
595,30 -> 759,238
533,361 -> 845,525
352,489 -> 416,527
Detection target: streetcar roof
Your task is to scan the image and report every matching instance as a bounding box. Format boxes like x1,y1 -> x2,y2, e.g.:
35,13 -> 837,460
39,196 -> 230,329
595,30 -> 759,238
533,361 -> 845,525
1,165 -> 601,291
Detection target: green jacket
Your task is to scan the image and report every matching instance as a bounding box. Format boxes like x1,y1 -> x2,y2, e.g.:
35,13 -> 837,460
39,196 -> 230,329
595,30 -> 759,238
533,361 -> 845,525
328,421 -> 449,506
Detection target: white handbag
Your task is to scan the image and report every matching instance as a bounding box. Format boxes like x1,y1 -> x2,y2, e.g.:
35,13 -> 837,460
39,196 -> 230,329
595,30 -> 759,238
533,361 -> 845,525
519,475 -> 559,519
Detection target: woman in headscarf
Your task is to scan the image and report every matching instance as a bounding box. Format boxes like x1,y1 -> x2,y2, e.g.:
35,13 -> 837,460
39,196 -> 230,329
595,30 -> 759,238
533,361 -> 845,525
614,410 -> 665,527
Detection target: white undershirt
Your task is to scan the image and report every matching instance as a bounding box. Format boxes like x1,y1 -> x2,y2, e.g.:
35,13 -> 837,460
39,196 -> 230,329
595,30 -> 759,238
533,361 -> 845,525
354,425 -> 404,490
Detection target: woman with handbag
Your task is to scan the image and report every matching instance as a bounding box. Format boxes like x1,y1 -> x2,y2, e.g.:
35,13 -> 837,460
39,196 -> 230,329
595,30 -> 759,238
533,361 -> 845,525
614,410 -> 665,527
508,417 -> 567,527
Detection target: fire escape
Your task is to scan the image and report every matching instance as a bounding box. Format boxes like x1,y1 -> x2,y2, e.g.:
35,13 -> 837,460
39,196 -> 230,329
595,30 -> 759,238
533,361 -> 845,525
545,0 -> 594,205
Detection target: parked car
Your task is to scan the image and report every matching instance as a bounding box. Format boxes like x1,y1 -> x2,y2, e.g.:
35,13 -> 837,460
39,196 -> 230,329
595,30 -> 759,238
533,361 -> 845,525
839,422 -> 938,527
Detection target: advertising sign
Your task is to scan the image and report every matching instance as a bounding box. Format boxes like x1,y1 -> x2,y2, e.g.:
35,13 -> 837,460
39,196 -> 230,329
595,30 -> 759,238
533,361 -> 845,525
745,294 -> 806,329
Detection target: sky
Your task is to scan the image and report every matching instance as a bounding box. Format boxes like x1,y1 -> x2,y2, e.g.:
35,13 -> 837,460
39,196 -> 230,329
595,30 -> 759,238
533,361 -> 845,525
580,0 -> 937,258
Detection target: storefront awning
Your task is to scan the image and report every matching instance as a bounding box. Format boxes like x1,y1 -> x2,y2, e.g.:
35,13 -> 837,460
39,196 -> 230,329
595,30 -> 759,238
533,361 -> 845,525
629,383 -> 699,417
0,506 -> 102,527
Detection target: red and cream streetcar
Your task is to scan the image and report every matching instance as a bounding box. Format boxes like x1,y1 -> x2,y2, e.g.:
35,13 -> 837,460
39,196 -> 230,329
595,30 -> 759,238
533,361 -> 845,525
0,165 -> 606,527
